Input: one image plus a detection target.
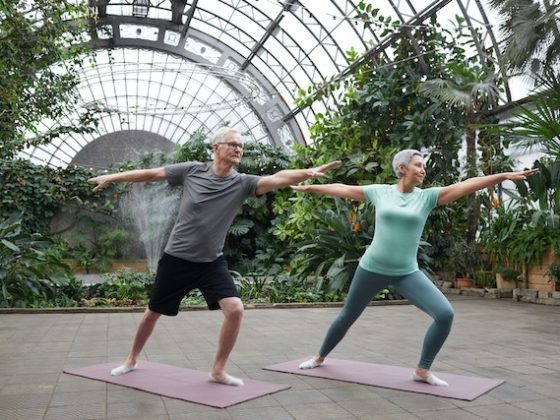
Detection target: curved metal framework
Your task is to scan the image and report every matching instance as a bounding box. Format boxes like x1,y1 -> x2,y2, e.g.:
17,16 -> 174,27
21,0 -> 513,168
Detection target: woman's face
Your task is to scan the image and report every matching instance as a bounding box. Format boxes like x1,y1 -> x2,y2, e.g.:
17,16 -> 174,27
401,155 -> 426,185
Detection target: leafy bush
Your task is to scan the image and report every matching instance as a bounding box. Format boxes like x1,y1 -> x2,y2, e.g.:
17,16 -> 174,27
0,213 -> 73,307
82,269 -> 154,304
291,199 -> 375,292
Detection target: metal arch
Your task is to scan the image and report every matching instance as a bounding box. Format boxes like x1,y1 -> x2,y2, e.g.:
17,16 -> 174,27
170,0 -> 186,25
180,0 -> 197,37
186,3 -> 338,128
204,0 -> 352,119
240,0 -> 302,71
472,0 -> 512,102
386,0 -> 429,73
454,0 -> 488,64
91,14 -> 304,148
278,3 -> 396,119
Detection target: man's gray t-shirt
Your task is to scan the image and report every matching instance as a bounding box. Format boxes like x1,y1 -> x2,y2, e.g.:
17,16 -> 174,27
163,162 -> 261,262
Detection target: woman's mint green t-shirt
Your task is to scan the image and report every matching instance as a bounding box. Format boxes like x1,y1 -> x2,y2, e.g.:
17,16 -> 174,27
359,184 -> 440,276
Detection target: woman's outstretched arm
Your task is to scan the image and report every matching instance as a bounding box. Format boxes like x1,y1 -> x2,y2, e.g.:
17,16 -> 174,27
291,183 -> 365,201
437,168 -> 539,206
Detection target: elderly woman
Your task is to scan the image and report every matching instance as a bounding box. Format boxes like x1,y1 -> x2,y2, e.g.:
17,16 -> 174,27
293,149 -> 537,386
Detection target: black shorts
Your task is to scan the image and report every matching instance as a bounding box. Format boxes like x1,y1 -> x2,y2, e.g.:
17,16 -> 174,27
148,253 -> 239,315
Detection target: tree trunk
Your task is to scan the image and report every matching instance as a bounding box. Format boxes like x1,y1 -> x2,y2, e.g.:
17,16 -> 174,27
465,114 -> 478,242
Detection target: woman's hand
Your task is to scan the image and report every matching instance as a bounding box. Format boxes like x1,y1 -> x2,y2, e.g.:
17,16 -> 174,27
503,168 -> 539,181
290,184 -> 313,192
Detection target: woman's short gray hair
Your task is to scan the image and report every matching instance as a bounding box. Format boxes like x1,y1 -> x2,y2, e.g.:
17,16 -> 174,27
211,127 -> 241,145
392,149 -> 423,178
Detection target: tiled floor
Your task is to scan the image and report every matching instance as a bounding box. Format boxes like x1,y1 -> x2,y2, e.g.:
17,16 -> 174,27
1,295 -> 559,419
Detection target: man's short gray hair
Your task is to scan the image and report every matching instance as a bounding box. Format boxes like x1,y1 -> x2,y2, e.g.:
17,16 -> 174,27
392,149 -> 423,178
211,127 -> 241,145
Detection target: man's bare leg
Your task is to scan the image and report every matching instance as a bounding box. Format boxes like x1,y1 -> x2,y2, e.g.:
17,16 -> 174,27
209,297 -> 244,386
111,308 -> 161,375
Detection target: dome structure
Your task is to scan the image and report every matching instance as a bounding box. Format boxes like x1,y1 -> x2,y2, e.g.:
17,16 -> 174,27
20,0 -> 515,168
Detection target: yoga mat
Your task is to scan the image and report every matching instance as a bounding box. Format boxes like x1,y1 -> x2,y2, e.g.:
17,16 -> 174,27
64,361 -> 290,408
264,358 -> 504,401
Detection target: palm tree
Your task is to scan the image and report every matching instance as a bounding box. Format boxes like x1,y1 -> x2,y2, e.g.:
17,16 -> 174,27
418,63 -> 501,241
489,0 -> 560,77
500,66 -> 560,158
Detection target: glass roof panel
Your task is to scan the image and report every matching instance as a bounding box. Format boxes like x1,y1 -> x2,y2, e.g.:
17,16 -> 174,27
20,0 -> 525,168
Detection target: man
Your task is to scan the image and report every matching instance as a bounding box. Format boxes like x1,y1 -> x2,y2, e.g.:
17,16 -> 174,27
88,127 -> 340,386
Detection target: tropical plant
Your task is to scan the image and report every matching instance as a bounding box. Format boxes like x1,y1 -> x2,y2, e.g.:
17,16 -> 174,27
489,0 -> 560,77
290,199 -> 375,292
0,0 -> 98,159
275,11 -> 496,281
508,219 -> 560,270
0,213 -> 72,307
479,205 -> 524,268
497,266 -> 520,282
0,159 -> 120,234
496,66 -> 560,159
418,62 -> 502,241
547,263 -> 560,290
448,237 -> 483,280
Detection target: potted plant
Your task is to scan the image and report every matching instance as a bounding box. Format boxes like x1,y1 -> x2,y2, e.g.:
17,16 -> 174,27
449,238 -> 479,288
495,266 -> 519,290
547,264 -> 560,292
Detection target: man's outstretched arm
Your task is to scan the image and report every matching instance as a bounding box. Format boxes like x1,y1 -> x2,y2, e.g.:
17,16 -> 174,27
88,167 -> 167,192
255,160 -> 341,195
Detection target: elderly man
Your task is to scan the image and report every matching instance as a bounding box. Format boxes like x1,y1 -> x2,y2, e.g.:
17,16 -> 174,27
88,127 -> 340,386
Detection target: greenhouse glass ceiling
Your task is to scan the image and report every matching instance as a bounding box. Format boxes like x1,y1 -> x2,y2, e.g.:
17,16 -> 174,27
20,0 -> 520,168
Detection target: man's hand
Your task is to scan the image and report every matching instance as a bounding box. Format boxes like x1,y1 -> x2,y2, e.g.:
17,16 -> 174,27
307,160 -> 342,178
88,175 -> 112,193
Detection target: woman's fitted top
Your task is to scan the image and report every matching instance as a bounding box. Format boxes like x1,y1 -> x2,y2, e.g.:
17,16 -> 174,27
359,184 -> 440,276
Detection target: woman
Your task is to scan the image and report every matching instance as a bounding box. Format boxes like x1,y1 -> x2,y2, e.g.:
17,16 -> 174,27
292,149 -> 537,386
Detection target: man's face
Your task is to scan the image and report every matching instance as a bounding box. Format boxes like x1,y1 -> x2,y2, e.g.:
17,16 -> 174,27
213,132 -> 244,165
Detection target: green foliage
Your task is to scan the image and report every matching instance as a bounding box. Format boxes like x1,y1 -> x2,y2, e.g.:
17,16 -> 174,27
496,266 -> 520,282
0,0 -> 98,159
496,66 -> 560,159
547,264 -> 560,284
448,238 -> 483,279
0,159 -> 123,233
480,206 -> 523,267
0,213 -> 73,307
508,220 -> 560,269
265,276 -> 344,303
489,0 -> 560,77
171,130 -> 212,163
291,199 -> 375,292
475,269 -> 496,288
275,12 -> 489,277
98,269 -> 154,301
515,158 -> 560,216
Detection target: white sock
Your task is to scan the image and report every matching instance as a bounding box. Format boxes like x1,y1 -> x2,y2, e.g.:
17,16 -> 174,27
299,358 -> 323,369
110,363 -> 138,376
413,372 -> 448,387
209,373 -> 244,386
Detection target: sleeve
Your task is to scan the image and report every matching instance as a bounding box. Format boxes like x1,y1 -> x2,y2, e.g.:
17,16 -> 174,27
241,174 -> 262,197
362,184 -> 384,205
423,187 -> 441,210
164,162 -> 198,186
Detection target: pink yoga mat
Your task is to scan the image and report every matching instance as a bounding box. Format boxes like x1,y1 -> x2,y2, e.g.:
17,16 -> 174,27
64,361 -> 290,408
264,358 -> 504,401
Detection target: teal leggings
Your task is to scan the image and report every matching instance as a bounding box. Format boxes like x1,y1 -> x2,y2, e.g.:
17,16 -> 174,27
319,267 -> 454,369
